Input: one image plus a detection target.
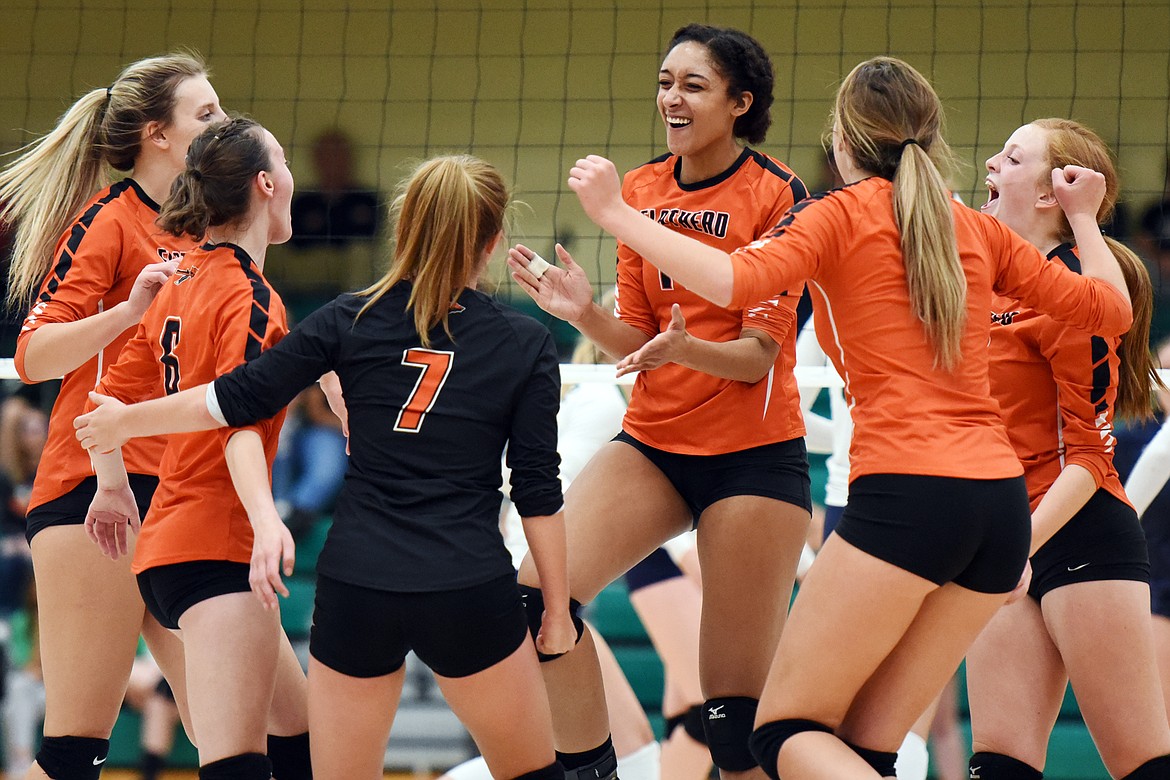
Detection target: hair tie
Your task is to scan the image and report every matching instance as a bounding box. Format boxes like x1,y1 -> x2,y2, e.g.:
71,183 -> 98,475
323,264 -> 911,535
105,85 -> 113,101
189,168 -> 202,182
900,138 -> 920,149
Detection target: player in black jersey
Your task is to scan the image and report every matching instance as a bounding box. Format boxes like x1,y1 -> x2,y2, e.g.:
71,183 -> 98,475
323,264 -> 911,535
75,154 -> 573,780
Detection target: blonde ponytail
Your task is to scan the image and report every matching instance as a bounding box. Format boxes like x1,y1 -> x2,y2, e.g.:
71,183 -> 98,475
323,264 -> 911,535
0,51 -> 207,312
834,57 -> 967,370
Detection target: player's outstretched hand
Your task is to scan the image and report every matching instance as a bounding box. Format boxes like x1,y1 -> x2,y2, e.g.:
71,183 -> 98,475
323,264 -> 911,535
616,303 -> 689,377
535,609 -> 577,657
1051,164 -> 1106,221
125,260 -> 178,320
75,392 -> 131,454
84,483 -> 141,560
508,243 -> 593,323
249,517 -> 294,611
567,155 -> 624,230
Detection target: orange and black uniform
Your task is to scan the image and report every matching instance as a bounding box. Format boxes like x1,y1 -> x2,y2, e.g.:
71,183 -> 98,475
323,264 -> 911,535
17,179 -> 193,541
729,178 -> 1133,591
989,242 -> 1148,599
95,242 -> 287,626
614,148 -> 812,517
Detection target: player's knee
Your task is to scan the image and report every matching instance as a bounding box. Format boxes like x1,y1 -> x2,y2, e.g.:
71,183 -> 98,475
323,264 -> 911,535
517,584 -> 584,661
665,703 -> 708,745
844,741 -> 898,777
508,762 -> 562,780
1121,754 -> 1170,780
702,696 -> 760,772
748,718 -> 834,780
267,732 -> 311,780
35,736 -> 111,780
969,751 -> 1043,780
197,752 -> 272,780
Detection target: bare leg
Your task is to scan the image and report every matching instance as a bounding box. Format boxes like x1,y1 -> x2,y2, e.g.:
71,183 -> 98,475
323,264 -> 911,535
966,595 -> 1065,771
1154,614 -> 1170,723
759,535 -> 1007,779
591,626 -> 656,755
697,496 -> 809,780
308,657 -> 404,780
516,442 -> 690,753
24,526 -> 146,779
1046,581 -> 1170,778
436,639 -> 558,779
178,592 -> 282,765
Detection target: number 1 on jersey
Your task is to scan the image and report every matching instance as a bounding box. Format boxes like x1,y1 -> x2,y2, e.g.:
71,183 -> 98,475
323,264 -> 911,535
396,348 -> 454,433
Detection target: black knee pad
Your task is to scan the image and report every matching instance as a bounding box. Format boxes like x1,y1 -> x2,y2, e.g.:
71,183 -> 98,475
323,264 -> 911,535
36,736 -> 111,780
509,762 -> 563,780
557,737 -> 617,780
845,741 -> 898,777
198,752 -> 273,780
665,703 -> 708,745
969,752 -> 1043,780
1122,754 -> 1170,780
267,732 -> 311,780
702,696 -> 760,772
517,584 -> 585,662
749,718 -> 834,780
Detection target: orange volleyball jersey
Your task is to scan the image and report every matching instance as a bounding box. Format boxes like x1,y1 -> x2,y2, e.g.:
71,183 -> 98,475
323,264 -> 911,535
95,242 -> 288,572
989,243 -> 1128,509
728,177 -> 1132,483
15,179 -> 193,511
616,148 -> 808,454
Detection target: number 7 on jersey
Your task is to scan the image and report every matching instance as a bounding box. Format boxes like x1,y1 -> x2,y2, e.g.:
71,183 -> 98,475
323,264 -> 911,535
395,348 -> 455,433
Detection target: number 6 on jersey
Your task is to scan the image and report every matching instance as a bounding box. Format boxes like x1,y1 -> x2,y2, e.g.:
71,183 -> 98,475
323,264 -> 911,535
395,348 -> 454,433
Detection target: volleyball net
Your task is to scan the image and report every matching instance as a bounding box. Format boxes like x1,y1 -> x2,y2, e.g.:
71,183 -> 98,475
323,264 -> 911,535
2,0 -> 1170,370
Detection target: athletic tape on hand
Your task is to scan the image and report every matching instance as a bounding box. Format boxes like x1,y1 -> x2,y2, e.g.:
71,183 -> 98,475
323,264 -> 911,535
527,253 -> 551,279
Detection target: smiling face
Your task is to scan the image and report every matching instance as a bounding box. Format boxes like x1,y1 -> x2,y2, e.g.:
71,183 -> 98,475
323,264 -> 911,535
657,40 -> 748,170
982,123 -> 1054,232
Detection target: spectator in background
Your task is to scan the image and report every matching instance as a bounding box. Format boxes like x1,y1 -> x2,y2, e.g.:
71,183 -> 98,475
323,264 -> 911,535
1137,157 -> 1170,344
289,129 -> 380,249
271,383 -> 347,541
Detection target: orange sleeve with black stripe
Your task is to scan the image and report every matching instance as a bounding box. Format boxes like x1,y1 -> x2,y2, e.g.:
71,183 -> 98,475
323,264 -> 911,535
985,217 -> 1133,337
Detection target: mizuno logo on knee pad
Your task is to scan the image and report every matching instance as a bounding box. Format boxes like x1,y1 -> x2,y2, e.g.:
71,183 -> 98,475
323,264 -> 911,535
708,704 -> 726,719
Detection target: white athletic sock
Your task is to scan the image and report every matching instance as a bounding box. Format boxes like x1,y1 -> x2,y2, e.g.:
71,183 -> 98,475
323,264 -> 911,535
437,756 -> 491,780
896,731 -> 929,780
617,741 -> 661,780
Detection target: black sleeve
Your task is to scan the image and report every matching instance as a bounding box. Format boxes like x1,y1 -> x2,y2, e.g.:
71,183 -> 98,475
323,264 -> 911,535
213,301 -> 341,427
506,331 -> 564,518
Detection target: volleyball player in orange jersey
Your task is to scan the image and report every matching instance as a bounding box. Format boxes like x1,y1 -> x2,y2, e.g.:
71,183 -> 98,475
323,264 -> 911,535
508,23 -> 809,780
964,119 -> 1170,780
0,53 -> 226,780
558,56 -> 1134,780
82,117 -> 310,780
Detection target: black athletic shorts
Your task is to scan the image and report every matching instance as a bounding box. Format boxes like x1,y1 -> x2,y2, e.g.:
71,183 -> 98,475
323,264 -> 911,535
822,503 -> 845,543
1151,579 -> 1170,619
309,572 -> 530,679
25,474 -> 159,544
137,560 -> 252,630
835,473 -> 1031,594
1028,489 -> 1149,601
613,430 -> 812,524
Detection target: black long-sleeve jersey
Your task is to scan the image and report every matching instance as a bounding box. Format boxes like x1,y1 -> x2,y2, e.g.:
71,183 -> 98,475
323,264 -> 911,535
212,282 -> 563,592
